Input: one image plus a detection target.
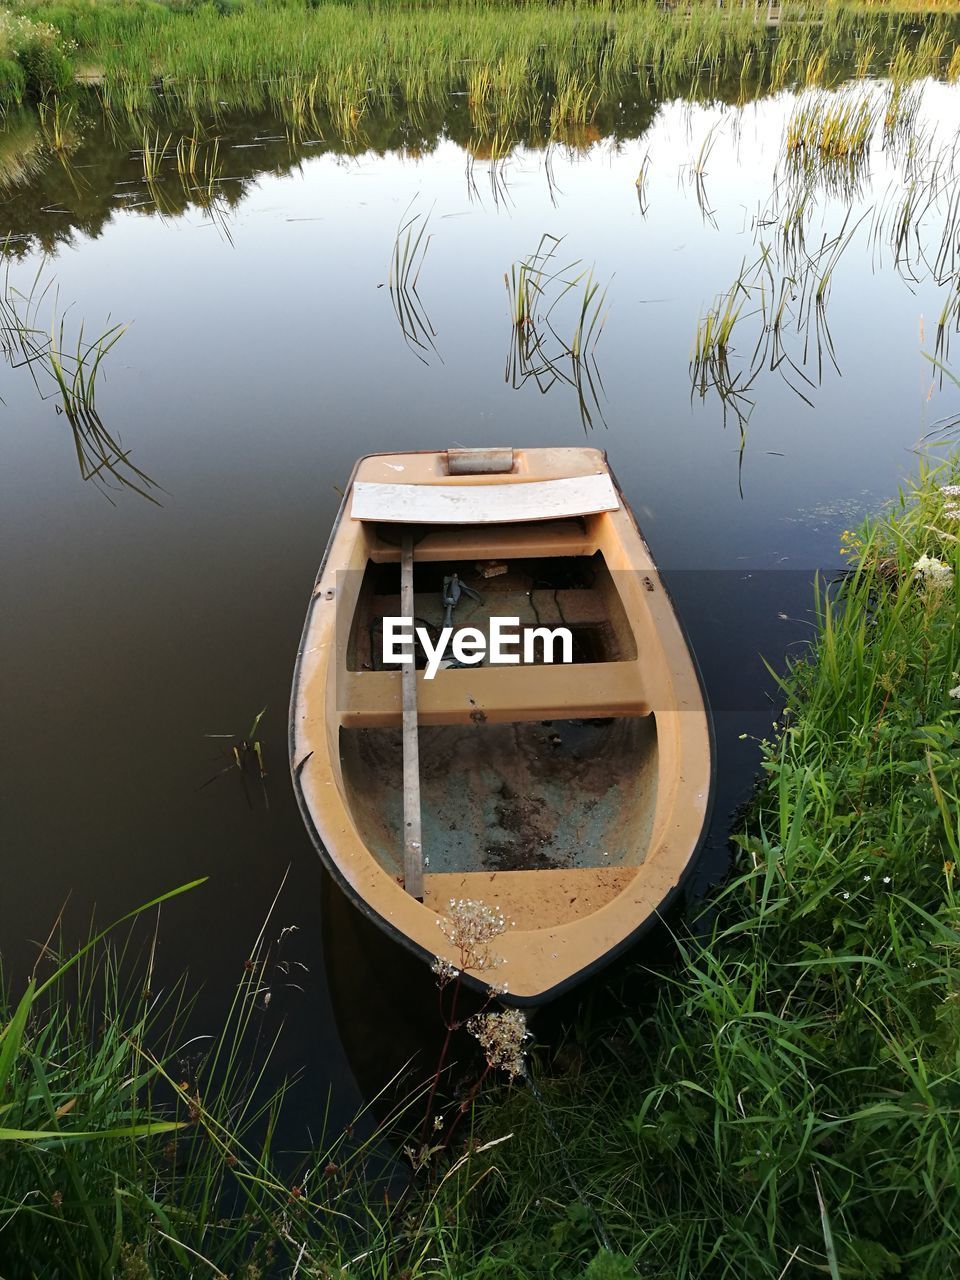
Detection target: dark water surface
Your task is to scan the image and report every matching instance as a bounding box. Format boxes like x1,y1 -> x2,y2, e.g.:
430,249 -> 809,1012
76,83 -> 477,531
3,71 -> 960,1117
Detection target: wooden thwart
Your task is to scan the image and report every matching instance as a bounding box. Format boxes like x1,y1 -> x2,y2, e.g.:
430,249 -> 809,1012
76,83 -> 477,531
339,661 -> 650,727
400,533 -> 424,899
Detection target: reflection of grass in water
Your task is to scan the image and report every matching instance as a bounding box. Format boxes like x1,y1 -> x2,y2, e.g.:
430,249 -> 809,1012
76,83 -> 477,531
0,111 -> 45,188
689,211 -> 866,489
690,266 -> 758,476
139,127 -> 170,182
635,150 -> 650,214
14,1 -> 958,148
681,119 -> 723,226
128,126 -> 234,235
0,257 -> 158,503
549,71 -> 599,139
388,204 -> 440,366
505,233 -> 610,432
935,274 -> 960,367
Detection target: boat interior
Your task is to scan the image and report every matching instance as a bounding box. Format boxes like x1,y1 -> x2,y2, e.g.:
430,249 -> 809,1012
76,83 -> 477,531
336,515 -> 660,882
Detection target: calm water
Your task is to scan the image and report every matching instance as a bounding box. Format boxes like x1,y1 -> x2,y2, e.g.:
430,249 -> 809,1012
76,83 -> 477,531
3,71 -> 960,1114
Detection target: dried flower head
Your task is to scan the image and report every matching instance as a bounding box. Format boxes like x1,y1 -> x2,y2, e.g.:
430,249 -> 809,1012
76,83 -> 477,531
430,956 -> 460,986
467,1008 -> 530,1078
437,898 -> 512,973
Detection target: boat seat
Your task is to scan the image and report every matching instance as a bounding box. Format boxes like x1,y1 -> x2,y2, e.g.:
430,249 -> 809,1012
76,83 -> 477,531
338,661 -> 650,728
367,519 -> 596,564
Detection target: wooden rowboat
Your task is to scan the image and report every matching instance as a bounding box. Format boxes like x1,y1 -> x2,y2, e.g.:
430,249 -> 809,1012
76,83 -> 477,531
290,447 -> 714,1006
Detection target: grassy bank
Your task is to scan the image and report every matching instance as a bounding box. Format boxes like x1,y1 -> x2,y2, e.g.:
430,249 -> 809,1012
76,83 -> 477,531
0,0 -> 958,121
4,455 -> 959,1278
0,881 -> 424,1279
434,455 -> 960,1278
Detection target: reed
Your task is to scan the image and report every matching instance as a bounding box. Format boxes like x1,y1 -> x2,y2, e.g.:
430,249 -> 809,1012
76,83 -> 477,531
505,233 -> 610,430
139,128 -> 170,183
388,204 -> 440,365
0,257 -> 159,502
634,150 -> 650,215
786,88 -> 876,165
202,706 -> 270,806
35,95 -> 76,151
690,266 -> 758,442
9,0 -> 959,149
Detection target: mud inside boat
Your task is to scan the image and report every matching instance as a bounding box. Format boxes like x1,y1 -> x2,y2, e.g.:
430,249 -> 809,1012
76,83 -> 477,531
340,717 -> 658,876
338,544 -> 658,878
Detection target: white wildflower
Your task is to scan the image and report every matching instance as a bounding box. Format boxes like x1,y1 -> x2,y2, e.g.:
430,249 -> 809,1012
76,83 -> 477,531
913,554 -> 954,590
883,876 -> 891,884
467,1008 -> 530,1078
863,874 -> 871,882
944,505 -> 960,523
431,956 -> 460,985
438,898 -> 512,972
940,484 -> 960,498
842,891 -> 850,900
433,1114 -> 444,1131
949,685 -> 960,701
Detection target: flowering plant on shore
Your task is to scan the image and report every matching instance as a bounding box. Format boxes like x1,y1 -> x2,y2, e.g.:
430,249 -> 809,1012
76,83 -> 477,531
409,898 -> 526,1171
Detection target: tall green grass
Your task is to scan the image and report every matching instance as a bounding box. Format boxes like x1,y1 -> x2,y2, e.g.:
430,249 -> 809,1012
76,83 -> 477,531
430,456 -> 960,1278
5,0 -> 960,138
1,877 -> 540,1277
1,881 -> 405,1278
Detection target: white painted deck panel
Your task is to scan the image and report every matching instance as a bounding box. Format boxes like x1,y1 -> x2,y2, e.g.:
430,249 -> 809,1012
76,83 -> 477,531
351,474 -> 620,524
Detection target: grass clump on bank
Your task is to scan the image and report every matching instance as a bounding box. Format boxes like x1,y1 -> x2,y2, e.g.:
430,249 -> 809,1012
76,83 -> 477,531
0,883 -> 413,1279
0,8 -> 72,106
434,456 -> 960,1278
3,464 -> 960,1277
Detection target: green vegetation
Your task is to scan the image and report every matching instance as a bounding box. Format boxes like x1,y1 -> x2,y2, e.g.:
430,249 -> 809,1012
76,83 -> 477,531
0,0 -> 958,137
505,233 -> 610,430
4,2 -> 960,1276
0,879 -> 418,1278
0,257 -> 158,499
433,455 -> 960,1278
0,7 -> 72,106
5,456 -> 959,1277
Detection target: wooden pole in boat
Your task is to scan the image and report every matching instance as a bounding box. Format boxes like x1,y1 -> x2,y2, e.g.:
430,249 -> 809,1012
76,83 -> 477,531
400,532 -> 424,900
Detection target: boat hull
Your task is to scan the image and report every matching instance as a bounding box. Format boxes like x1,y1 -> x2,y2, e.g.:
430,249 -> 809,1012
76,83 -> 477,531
290,447 -> 715,1005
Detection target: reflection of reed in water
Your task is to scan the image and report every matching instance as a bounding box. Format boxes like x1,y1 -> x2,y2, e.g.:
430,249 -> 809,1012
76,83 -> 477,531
689,211 -> 863,491
505,233 -> 610,433
0,113 -> 45,191
0,257 -> 159,503
387,204 -> 441,367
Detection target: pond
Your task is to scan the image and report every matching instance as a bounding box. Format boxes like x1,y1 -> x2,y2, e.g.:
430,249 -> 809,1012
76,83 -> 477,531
3,23 -> 960,1121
